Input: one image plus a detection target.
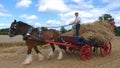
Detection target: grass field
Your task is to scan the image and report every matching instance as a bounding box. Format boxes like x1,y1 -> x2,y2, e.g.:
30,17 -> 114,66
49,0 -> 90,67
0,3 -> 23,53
0,35 -> 24,43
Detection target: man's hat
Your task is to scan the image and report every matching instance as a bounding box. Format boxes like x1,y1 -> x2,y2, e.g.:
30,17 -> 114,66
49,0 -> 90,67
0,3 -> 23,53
75,12 -> 79,14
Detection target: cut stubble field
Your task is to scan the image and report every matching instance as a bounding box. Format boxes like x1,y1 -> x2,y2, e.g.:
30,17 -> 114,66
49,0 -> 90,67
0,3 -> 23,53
0,35 -> 120,68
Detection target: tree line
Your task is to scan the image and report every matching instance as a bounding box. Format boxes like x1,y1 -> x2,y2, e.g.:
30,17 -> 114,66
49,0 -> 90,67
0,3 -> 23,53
0,28 -> 9,35
0,14 -> 120,36
0,26 -> 120,36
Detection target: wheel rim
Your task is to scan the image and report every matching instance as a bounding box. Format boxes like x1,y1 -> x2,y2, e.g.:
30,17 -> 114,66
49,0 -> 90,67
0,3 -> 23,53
80,45 -> 93,61
100,42 -> 112,57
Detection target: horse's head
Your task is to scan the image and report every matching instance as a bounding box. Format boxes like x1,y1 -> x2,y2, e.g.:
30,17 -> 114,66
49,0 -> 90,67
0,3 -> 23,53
9,20 -> 19,37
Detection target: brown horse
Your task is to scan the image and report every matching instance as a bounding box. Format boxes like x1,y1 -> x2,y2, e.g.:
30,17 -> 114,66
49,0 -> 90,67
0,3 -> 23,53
9,20 -> 65,65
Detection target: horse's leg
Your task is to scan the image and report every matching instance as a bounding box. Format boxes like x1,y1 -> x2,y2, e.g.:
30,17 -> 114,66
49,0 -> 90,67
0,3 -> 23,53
57,46 -> 63,60
93,46 -> 98,55
59,39 -> 67,52
22,45 -> 33,65
34,46 -> 44,61
47,43 -> 55,59
56,39 -> 64,60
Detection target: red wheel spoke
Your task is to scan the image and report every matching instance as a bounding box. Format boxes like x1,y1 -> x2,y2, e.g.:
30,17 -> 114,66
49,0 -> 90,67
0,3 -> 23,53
100,42 -> 112,57
80,45 -> 93,61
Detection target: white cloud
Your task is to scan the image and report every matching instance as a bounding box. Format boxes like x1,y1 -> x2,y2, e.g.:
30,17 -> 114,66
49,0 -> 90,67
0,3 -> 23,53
0,4 -> 8,12
103,3 -> 120,11
72,0 -> 81,2
0,12 -> 12,17
100,0 -> 120,26
58,8 -> 107,25
0,4 -> 12,19
34,22 -> 42,27
113,13 -> 120,26
37,0 -> 69,13
0,24 -> 5,27
20,14 -> 38,20
54,0 -> 99,25
0,23 -> 9,29
0,4 -> 3,8
58,0 -> 119,26
101,0 -> 120,11
115,16 -> 120,21
68,0 -> 94,10
16,0 -> 32,9
101,0 -> 120,3
115,18 -> 120,26
57,0 -> 120,26
72,0 -> 93,3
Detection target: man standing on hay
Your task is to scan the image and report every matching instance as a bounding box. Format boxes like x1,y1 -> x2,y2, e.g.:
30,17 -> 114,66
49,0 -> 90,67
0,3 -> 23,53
69,12 -> 81,36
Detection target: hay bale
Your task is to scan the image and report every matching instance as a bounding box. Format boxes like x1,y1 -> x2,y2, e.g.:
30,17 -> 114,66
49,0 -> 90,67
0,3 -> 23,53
63,21 -> 115,43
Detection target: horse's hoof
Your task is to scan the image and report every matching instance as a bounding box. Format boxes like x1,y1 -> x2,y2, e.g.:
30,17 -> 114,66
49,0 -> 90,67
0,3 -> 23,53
57,57 -> 63,60
57,58 -> 63,61
21,62 -> 31,65
21,60 -> 31,65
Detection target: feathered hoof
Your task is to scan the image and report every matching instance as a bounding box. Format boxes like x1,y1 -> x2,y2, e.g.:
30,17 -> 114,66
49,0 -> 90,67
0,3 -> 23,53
57,57 -> 63,61
21,60 -> 31,65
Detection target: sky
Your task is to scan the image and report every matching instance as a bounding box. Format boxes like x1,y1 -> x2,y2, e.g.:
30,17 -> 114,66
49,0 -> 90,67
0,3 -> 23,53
0,0 -> 120,30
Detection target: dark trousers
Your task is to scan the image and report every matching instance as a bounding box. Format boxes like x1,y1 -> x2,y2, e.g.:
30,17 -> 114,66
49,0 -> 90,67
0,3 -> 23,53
75,24 -> 80,36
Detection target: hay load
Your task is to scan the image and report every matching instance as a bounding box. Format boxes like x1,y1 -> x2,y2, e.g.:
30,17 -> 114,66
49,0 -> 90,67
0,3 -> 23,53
63,21 -> 115,43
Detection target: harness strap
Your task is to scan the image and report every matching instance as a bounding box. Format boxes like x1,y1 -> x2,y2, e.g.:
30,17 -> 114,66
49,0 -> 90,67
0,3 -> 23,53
46,24 -> 69,28
37,27 -> 43,35
26,27 -> 34,36
23,27 -> 34,40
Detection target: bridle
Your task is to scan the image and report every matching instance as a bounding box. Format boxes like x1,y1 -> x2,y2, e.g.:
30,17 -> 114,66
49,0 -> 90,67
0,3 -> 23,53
10,22 -> 17,30
9,22 -> 19,36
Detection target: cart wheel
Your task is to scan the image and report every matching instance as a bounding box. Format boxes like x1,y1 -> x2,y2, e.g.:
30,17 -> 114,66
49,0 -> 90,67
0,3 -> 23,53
80,45 -> 93,61
100,42 -> 112,57
65,47 -> 75,54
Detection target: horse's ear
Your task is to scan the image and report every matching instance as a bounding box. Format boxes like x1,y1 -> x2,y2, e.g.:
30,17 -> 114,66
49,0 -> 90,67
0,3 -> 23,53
14,20 -> 16,23
12,20 -> 17,24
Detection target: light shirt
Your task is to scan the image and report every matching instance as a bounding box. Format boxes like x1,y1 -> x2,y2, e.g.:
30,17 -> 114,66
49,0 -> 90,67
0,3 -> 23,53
69,16 -> 81,25
74,16 -> 80,24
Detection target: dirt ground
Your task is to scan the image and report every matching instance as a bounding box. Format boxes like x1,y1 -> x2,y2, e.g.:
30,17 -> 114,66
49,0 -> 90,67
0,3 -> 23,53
0,35 -> 120,68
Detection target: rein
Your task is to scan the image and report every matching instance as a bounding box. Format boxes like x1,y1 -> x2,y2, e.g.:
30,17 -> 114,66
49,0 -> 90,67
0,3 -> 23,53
23,24 -> 70,40
45,24 -> 70,28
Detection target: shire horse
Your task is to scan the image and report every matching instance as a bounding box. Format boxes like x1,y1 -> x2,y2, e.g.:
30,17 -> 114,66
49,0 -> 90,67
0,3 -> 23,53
9,20 -> 65,65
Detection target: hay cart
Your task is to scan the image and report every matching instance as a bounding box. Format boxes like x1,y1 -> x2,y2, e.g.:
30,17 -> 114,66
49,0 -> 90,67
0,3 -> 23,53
46,36 -> 112,61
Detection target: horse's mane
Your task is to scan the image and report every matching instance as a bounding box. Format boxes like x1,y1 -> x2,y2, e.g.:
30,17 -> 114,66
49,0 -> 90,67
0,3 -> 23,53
17,21 -> 32,27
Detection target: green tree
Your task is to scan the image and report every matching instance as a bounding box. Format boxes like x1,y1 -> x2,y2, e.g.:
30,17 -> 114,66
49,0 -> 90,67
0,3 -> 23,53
0,28 -> 9,35
114,26 -> 120,36
60,26 -> 67,33
98,14 -> 120,36
99,14 -> 114,22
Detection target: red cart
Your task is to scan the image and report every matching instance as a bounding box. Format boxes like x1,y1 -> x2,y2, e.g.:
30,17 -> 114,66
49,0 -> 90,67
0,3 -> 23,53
46,36 -> 112,61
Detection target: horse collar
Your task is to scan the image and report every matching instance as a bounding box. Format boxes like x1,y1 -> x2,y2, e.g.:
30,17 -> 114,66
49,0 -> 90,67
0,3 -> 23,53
26,27 -> 34,36
23,27 -> 34,40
